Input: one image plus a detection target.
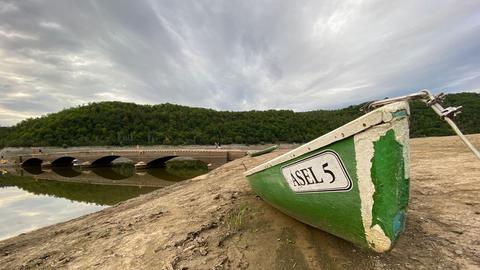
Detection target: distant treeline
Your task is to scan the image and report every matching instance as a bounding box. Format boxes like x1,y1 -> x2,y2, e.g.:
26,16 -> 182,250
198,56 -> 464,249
0,92 -> 478,148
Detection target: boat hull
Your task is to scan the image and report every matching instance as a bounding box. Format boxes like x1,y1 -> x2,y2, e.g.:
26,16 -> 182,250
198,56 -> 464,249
245,102 -> 410,252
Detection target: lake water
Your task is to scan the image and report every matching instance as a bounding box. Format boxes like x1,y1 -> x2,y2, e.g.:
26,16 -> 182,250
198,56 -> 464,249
0,165 -> 206,241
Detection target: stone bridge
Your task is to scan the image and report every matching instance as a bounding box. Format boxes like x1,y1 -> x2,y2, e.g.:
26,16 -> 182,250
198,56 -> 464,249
17,149 -> 247,169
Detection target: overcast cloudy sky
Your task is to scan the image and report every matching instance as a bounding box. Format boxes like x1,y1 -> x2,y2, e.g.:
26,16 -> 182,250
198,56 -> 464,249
0,0 -> 479,126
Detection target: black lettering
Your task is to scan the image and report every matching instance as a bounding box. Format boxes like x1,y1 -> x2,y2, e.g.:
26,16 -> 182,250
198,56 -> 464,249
301,168 -> 314,184
308,167 -> 323,183
295,170 -> 306,185
290,173 -> 301,187
322,163 -> 336,183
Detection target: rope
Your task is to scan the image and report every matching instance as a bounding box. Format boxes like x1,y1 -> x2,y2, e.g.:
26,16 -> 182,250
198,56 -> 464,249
421,90 -> 480,160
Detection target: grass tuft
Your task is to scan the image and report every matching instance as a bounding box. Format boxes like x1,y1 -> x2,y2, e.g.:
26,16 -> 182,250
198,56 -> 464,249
227,203 -> 249,232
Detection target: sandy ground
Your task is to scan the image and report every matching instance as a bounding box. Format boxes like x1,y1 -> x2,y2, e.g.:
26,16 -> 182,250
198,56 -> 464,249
0,135 -> 479,270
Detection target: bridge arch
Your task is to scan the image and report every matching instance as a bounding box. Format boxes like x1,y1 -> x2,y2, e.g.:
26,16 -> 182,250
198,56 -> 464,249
146,156 -> 178,168
51,156 -> 77,167
22,158 -> 43,167
91,155 -> 122,167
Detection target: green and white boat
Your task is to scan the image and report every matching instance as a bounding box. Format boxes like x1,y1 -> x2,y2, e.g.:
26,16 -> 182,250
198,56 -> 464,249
244,90 -> 479,253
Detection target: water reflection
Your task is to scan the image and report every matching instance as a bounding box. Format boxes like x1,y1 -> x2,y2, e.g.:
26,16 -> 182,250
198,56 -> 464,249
146,167 -> 208,182
52,167 -> 82,177
0,173 -> 159,206
22,166 -> 43,175
91,165 -> 134,180
3,165 -> 208,204
0,186 -> 106,241
8,165 -> 207,188
0,165 -> 207,240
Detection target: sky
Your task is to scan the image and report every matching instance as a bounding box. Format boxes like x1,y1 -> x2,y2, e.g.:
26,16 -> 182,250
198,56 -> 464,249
0,0 -> 479,126
0,186 -> 106,240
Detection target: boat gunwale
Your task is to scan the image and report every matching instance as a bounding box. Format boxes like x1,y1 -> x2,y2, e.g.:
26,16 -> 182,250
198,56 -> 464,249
244,101 -> 410,176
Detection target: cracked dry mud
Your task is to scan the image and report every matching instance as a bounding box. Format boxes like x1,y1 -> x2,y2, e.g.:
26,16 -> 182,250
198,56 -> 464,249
0,134 -> 479,269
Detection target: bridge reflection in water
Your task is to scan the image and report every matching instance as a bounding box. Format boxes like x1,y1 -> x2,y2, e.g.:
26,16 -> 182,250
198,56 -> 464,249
2,165 -> 207,206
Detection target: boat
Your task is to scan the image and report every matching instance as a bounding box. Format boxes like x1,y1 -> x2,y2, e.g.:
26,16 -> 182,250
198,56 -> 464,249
134,161 -> 148,170
244,90 -> 479,253
247,145 -> 278,157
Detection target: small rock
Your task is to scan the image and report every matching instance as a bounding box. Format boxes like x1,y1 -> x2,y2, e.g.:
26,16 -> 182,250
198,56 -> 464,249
213,194 -> 221,200
454,249 -> 463,255
198,248 -> 208,256
163,262 -> 174,270
182,245 -> 195,252
148,211 -> 164,219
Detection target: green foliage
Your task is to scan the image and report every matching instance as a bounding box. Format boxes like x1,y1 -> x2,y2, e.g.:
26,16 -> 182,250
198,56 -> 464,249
0,126 -> 10,148
410,93 -> 480,137
227,203 -> 250,232
0,93 -> 478,147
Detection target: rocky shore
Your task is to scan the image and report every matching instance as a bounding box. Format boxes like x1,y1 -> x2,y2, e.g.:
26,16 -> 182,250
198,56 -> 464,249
0,135 -> 479,269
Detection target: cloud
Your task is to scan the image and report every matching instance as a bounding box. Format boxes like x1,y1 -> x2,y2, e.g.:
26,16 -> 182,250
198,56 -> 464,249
0,186 -> 106,240
0,188 -> 35,207
0,0 -> 479,126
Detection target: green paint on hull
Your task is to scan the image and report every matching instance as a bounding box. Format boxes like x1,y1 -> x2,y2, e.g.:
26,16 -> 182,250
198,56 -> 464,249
246,103 -> 412,252
247,137 -> 369,248
370,129 -> 408,242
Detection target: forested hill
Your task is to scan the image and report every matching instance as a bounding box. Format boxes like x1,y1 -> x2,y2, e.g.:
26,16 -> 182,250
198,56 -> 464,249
0,92 -> 479,147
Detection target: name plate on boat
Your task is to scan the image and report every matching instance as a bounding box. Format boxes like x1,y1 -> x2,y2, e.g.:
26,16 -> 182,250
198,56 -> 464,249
281,150 -> 352,193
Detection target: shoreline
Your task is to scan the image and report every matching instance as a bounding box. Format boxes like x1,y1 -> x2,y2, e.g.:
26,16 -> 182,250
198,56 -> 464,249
0,135 -> 479,269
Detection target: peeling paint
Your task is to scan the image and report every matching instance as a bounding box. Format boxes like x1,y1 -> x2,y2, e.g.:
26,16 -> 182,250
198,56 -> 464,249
353,102 -> 410,252
246,101 -> 411,252
371,130 -> 407,240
